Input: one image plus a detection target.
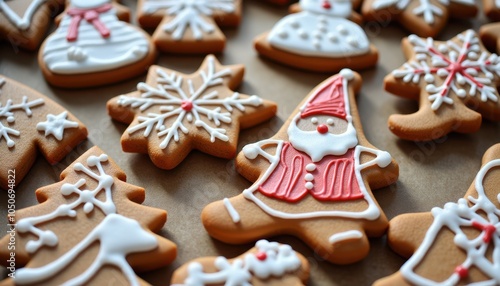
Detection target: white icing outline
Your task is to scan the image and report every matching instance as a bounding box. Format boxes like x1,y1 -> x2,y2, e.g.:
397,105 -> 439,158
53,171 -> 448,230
36,111 -> 79,140
0,0 -> 48,30
223,197 -> 240,223
329,230 -> 363,244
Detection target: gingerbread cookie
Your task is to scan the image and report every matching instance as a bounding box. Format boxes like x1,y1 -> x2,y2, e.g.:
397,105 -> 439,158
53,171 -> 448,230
107,55 -> 277,170
483,0 -> 500,20
38,0 -> 157,88
480,22 -> 500,54
254,0 -> 378,73
201,69 -> 399,264
385,30 -> 500,141
0,146 -> 177,285
137,0 -> 241,54
171,240 -> 310,286
0,75 -> 87,190
361,0 -> 477,37
375,144 -> 500,286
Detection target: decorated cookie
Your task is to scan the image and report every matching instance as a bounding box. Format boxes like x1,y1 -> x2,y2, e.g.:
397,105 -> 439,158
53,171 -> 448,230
385,30 -> 500,141
0,146 -> 177,285
374,144 -> 500,286
171,240 -> 310,286
137,0 -> 241,54
254,0 -> 379,73
201,69 -> 399,264
288,0 -> 363,24
0,75 -> 88,190
107,55 -> 277,170
38,0 -> 157,88
361,0 -> 477,37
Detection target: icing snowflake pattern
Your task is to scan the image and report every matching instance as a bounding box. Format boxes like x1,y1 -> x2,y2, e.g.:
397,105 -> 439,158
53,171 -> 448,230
0,78 -> 44,148
142,0 -> 235,40
118,57 -> 263,149
393,30 -> 500,110
401,159 -> 500,285
371,0 -> 474,24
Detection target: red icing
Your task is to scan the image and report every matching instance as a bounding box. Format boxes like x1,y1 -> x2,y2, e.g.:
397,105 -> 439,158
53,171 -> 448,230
258,143 -> 363,202
181,100 -> 194,111
322,0 -> 332,9
455,265 -> 468,279
66,4 -> 113,42
255,252 -> 267,261
317,124 -> 329,134
472,220 -> 498,243
300,75 -> 347,119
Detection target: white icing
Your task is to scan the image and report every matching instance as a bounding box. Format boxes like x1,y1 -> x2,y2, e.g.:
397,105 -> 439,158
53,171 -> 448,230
300,0 -> 352,17
36,111 -> 79,141
328,230 -> 363,244
223,197 -> 240,223
306,163 -> 316,171
182,240 -> 302,285
392,30 -> 500,111
118,56 -> 263,149
42,0 -> 150,74
0,0 -> 47,30
400,158 -> 500,285
142,0 -> 235,40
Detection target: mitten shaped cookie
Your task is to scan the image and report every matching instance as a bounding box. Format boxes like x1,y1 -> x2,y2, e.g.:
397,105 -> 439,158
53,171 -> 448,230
38,0 -> 157,88
137,0 -> 241,54
107,55 -> 277,170
254,0 -> 378,72
375,143 -> 500,286
362,0 -> 477,37
0,75 -> 87,190
202,69 -> 399,264
171,240 -> 310,286
385,30 -> 500,141
0,146 -> 177,285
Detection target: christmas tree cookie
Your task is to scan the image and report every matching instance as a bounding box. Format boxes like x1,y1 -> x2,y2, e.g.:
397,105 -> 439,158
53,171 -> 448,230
0,146 -> 177,285
107,55 -> 277,170
254,0 -> 379,72
137,0 -> 241,54
375,143 -> 500,286
0,75 -> 87,190
201,69 -> 399,264
385,30 -> 500,141
171,240 -> 310,286
38,0 -> 157,88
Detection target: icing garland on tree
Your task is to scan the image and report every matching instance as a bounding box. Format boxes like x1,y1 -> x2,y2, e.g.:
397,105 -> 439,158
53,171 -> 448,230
392,30 -> 500,110
118,57 -> 263,149
142,0 -> 235,40
0,0 -> 48,30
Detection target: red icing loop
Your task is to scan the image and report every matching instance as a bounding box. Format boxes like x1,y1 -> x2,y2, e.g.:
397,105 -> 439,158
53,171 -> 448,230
181,100 -> 194,112
322,0 -> 332,9
66,4 -> 113,42
455,265 -> 468,279
255,252 -> 267,261
317,124 -> 329,134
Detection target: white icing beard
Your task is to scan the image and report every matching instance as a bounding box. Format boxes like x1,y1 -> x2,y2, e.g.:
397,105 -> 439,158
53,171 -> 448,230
287,115 -> 358,162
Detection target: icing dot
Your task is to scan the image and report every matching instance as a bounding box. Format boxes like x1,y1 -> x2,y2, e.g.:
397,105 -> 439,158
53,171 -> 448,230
336,25 -> 348,35
424,74 -> 435,83
328,33 -> 338,42
455,265 -> 468,279
7,115 -> 15,123
181,100 -> 193,111
317,124 -> 329,134
306,163 -> 316,171
456,89 -> 466,97
313,40 -> 321,49
313,31 -> 322,39
327,118 -> 334,125
255,252 -> 267,261
305,182 -> 313,190
438,44 -> 448,53
298,30 -> 308,39
347,36 -> 359,47
318,25 -> 328,33
340,69 -> 354,80
305,174 -> 314,181
290,20 -> 300,29
319,16 -> 328,23
278,30 -> 288,39
311,117 -> 318,124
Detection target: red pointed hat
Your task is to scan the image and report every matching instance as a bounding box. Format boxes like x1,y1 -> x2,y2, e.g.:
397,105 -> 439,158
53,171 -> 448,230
300,69 -> 354,119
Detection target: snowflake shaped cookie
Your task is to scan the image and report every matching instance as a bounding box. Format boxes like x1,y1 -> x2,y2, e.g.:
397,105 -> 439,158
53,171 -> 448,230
362,0 -> 477,37
138,0 -> 241,54
107,55 -> 277,170
384,30 -> 500,141
375,143 -> 500,286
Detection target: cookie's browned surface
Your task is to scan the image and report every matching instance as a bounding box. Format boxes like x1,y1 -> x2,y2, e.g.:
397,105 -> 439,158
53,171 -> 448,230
0,0 -> 499,285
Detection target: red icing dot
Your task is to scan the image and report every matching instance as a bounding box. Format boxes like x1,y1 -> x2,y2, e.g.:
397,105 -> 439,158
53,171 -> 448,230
317,124 -> 329,134
255,252 -> 267,261
322,0 -> 332,9
455,265 -> 468,279
181,100 -> 193,111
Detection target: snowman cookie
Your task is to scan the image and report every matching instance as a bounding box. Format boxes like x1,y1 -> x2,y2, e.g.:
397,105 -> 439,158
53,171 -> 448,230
201,69 -> 399,264
374,144 -> 500,286
171,240 -> 310,286
254,0 -> 378,73
38,0 -> 157,88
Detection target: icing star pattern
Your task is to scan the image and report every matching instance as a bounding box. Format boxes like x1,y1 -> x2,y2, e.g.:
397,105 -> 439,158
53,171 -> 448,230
36,111 -> 79,141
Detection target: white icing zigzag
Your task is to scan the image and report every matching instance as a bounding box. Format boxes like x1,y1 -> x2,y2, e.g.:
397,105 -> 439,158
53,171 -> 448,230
0,0 -> 48,30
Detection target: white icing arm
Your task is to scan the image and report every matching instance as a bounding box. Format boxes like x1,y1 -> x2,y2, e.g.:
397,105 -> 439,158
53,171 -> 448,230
355,146 -> 392,171
242,140 -> 284,164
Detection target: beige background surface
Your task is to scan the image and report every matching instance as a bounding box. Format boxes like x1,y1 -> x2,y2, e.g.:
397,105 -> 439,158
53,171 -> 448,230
1,0 -> 500,285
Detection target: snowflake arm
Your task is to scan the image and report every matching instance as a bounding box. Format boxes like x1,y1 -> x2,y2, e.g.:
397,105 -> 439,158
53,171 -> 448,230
0,122 -> 20,147
194,119 -> 228,142
129,109 -> 183,137
157,113 -> 190,149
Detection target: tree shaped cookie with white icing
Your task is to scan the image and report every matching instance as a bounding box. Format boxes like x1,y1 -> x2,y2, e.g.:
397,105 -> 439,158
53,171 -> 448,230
107,55 -> 277,170
202,69 -> 399,264
137,0 -> 241,54
362,0 -> 477,37
375,143 -> 500,286
0,146 -> 177,285
0,75 -> 88,190
171,240 -> 310,286
385,30 -> 500,141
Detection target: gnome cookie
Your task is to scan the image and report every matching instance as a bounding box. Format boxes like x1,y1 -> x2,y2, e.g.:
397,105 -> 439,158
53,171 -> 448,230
0,146 -> 177,285
362,0 -> 477,37
254,0 -> 378,72
0,75 -> 88,190
107,55 -> 277,170
38,0 -> 157,88
137,0 -> 241,54
171,240 -> 310,286
375,144 -> 500,286
385,30 -> 500,141
202,69 -> 399,264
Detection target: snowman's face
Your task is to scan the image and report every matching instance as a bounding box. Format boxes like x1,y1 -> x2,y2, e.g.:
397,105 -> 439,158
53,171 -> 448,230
300,0 -> 352,17
71,0 -> 110,9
